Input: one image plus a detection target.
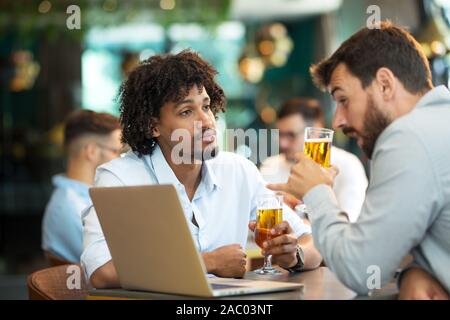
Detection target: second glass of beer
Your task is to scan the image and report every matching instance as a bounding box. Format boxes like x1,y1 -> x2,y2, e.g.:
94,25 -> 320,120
254,194 -> 284,275
303,127 -> 334,167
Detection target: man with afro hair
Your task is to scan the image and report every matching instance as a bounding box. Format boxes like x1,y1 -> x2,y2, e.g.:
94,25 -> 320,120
81,50 -> 322,288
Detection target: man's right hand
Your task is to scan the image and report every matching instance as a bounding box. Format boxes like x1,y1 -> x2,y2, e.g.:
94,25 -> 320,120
203,244 -> 247,278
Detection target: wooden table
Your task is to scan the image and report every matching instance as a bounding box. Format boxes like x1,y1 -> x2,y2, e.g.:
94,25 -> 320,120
87,267 -> 399,300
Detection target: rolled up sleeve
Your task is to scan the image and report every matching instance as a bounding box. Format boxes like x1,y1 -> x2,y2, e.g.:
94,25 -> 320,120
80,168 -> 124,281
283,203 -> 311,238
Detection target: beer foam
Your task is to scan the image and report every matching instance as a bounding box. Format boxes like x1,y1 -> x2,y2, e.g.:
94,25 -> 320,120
304,138 -> 332,143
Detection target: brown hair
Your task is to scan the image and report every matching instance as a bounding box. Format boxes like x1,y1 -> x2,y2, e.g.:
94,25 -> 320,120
64,110 -> 121,147
310,21 -> 432,94
277,97 -> 324,124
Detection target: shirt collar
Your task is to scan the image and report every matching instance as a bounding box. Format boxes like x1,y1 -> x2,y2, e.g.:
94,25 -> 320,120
415,85 -> 450,109
148,144 -> 221,192
202,158 -> 221,192
148,144 -> 182,186
52,174 -> 91,199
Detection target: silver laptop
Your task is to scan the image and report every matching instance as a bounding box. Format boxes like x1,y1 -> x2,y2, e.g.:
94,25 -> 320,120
89,184 -> 303,298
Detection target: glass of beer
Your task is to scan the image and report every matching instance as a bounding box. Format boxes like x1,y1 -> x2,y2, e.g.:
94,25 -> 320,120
303,127 -> 334,167
253,194 -> 283,275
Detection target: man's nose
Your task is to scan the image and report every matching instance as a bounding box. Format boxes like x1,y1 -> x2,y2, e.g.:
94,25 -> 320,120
332,105 -> 347,130
279,137 -> 290,149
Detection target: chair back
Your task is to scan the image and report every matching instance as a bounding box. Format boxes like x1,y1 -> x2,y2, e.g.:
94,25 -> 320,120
27,264 -> 91,300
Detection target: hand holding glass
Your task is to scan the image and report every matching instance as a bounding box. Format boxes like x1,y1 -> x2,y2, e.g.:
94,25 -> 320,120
303,127 -> 334,167
253,194 -> 284,275
298,127 -> 334,217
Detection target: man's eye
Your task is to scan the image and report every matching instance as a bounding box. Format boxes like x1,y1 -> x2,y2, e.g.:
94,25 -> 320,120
338,99 -> 347,106
180,110 -> 192,117
202,105 -> 210,111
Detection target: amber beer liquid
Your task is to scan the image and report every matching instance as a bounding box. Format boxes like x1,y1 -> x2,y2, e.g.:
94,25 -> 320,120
304,138 -> 332,167
255,208 -> 283,248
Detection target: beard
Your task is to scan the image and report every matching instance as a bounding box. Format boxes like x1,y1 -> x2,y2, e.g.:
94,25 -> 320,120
343,95 -> 392,159
168,127 -> 219,165
193,140 -> 219,162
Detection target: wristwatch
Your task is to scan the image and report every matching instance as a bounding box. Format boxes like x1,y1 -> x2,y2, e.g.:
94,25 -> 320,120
285,245 -> 305,273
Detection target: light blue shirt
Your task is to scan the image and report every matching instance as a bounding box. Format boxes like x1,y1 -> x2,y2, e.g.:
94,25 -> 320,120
81,145 -> 311,279
304,85 -> 450,295
42,174 -> 91,263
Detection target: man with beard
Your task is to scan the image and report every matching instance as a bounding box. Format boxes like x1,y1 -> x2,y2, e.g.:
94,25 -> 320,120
81,50 -> 322,288
268,22 -> 450,298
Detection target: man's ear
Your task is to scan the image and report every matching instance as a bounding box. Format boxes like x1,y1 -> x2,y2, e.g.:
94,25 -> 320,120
84,141 -> 98,162
374,67 -> 396,101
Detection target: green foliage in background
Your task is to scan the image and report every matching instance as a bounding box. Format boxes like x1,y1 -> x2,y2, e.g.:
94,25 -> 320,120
0,0 -> 231,44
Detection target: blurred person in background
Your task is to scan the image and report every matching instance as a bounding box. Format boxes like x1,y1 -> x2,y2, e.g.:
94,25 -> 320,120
42,110 -> 122,263
260,98 -> 368,222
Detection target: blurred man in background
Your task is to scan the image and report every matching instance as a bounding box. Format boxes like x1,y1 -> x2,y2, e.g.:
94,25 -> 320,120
42,110 -> 122,263
260,98 -> 368,222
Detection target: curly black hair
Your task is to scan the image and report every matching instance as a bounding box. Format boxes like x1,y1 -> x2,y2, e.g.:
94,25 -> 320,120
118,49 -> 226,156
